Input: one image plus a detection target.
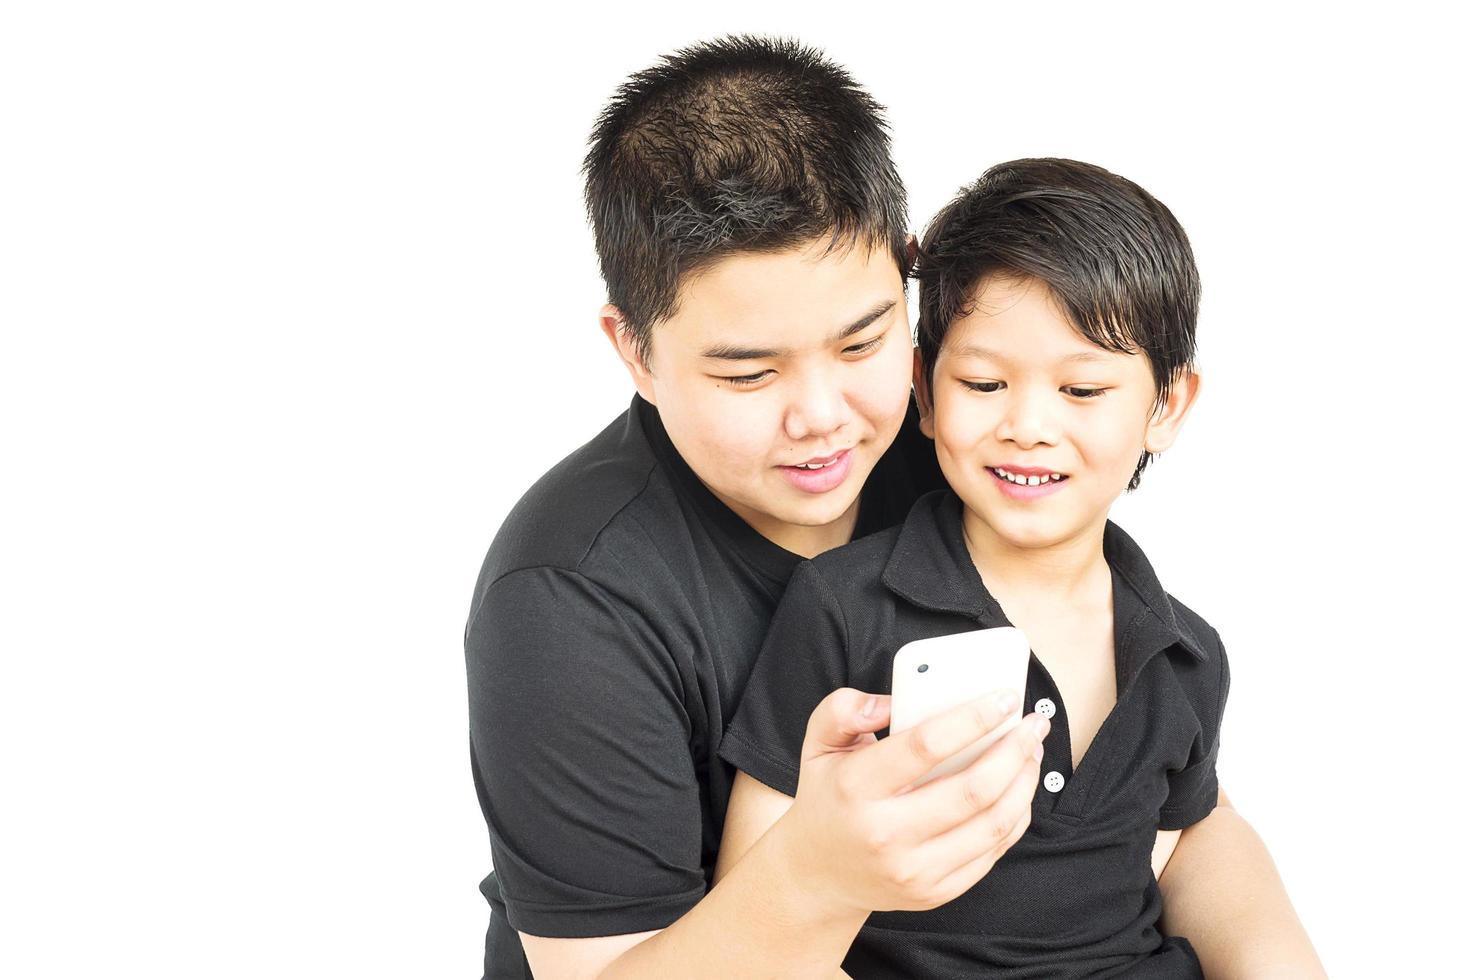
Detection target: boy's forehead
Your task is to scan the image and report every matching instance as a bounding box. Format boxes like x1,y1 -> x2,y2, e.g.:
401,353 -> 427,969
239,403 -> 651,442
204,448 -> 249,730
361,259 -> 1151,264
947,277 -> 1140,366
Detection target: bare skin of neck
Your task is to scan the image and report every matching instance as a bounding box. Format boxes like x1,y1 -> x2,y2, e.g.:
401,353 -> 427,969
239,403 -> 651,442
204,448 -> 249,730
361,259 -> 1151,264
960,510 -> 1111,608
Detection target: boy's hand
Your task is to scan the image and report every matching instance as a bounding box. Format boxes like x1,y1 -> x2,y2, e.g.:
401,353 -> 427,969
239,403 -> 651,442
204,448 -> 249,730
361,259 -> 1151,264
774,687 -> 1047,917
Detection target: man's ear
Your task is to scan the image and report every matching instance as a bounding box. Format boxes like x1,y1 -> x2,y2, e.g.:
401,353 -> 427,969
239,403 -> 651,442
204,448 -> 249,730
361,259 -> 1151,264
1145,369 -> 1202,454
599,304 -> 657,405
912,348 -> 935,440
904,233 -> 919,278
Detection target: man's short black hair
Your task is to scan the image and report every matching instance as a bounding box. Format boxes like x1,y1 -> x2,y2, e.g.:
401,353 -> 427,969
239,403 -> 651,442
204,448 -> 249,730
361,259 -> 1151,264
914,158 -> 1200,490
584,35 -> 908,365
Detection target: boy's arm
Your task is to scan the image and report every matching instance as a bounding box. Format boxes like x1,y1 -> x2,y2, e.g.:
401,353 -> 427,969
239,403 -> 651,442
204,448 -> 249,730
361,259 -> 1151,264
1156,786 -> 1325,978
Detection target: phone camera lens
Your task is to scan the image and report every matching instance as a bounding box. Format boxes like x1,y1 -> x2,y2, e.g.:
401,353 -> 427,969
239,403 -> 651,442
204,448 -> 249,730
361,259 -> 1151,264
917,664 -> 929,673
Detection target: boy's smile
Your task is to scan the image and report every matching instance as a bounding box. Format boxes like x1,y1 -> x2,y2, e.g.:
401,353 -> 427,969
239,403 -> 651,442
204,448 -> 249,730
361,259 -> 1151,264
605,237 -> 914,558
987,465 -> 1070,500
918,275 -> 1196,555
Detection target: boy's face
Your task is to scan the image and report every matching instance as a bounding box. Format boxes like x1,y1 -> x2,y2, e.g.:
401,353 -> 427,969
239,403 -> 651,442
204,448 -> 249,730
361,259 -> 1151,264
918,275 -> 1197,553
604,239 -> 914,557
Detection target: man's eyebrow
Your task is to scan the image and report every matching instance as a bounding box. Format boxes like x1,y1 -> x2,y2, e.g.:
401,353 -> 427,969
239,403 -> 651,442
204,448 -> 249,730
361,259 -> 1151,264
827,300 -> 896,345
699,301 -> 897,360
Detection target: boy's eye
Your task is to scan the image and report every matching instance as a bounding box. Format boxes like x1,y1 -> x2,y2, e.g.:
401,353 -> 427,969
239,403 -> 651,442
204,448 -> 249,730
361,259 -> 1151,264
960,380 -> 1005,393
719,370 -> 773,387
1063,386 -> 1107,399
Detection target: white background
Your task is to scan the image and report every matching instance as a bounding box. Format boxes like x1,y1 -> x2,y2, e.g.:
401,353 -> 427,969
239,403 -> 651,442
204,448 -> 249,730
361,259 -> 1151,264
3,2 -> 1466,976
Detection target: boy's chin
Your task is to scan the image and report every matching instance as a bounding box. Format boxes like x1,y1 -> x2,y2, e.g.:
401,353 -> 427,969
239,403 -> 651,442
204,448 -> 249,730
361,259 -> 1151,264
969,504 -> 1097,552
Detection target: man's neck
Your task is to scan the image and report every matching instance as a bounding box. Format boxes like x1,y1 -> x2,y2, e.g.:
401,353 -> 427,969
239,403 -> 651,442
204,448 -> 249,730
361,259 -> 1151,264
720,493 -> 861,560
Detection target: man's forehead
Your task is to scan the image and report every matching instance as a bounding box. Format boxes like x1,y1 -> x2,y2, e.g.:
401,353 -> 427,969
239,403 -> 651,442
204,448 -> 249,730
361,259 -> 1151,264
658,243 -> 904,357
696,300 -> 899,360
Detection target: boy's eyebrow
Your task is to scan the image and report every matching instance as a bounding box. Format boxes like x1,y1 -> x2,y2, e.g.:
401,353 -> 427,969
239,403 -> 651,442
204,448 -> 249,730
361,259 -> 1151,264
950,344 -> 1114,365
700,301 -> 896,360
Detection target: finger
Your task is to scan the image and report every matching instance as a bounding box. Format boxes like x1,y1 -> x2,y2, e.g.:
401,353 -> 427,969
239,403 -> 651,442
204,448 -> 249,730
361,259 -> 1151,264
930,795 -> 1034,904
865,688 -> 1020,795
917,745 -> 1042,894
897,713 -> 1049,837
801,689 -> 892,764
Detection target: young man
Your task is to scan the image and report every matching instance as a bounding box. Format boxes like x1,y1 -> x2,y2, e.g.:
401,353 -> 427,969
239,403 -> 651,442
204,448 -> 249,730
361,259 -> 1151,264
718,159 -> 1326,977
465,38 -> 1045,980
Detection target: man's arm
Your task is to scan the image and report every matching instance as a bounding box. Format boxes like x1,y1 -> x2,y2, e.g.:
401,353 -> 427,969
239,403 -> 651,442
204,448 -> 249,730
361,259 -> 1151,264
1156,787 -> 1325,978
525,795 -> 864,979
524,688 -> 1044,979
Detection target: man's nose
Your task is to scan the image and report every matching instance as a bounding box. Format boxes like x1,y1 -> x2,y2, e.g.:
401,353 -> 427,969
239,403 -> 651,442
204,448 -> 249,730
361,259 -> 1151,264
784,369 -> 851,442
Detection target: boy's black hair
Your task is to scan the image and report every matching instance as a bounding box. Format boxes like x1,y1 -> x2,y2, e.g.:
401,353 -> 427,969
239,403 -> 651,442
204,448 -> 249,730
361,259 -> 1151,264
584,35 -> 908,365
914,158 -> 1200,490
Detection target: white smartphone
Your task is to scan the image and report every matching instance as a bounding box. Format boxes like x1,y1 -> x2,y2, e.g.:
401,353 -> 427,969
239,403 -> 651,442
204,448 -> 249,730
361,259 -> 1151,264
889,627 -> 1032,786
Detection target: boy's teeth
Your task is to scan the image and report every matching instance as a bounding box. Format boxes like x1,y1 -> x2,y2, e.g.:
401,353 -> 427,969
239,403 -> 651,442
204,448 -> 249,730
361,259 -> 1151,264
993,467 -> 1065,486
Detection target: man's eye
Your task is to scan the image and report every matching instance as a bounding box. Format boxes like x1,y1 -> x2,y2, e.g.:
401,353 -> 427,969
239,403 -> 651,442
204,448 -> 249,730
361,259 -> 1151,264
1064,386 -> 1107,398
960,380 -> 1004,393
720,370 -> 773,387
843,336 -> 883,356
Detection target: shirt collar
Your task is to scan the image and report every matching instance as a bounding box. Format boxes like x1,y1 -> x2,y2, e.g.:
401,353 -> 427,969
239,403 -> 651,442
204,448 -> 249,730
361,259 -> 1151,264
881,491 -> 1211,664
635,395 -> 801,584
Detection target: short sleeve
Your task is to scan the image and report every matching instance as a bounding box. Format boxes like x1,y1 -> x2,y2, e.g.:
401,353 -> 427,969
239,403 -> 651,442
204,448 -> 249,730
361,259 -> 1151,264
1159,636 -> 1232,830
718,561 -> 851,797
466,567 -> 705,938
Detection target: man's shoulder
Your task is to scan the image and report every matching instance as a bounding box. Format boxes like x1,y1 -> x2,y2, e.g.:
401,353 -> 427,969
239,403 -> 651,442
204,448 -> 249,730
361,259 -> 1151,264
476,405 -> 671,588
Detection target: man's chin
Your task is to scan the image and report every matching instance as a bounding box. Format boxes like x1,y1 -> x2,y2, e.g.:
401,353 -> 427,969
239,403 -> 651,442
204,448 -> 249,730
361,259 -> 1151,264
773,489 -> 864,530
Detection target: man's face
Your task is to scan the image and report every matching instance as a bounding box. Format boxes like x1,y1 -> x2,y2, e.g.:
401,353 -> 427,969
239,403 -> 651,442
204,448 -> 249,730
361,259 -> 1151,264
921,275 -> 1195,554
609,239 -> 914,557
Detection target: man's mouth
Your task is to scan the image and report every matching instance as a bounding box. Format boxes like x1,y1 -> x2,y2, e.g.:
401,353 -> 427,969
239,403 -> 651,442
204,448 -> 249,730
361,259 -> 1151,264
987,466 -> 1069,487
788,450 -> 848,471
778,448 -> 855,494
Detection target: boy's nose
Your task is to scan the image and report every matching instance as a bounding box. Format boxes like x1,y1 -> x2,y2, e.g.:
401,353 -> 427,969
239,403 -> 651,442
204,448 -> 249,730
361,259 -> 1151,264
996,390 -> 1060,448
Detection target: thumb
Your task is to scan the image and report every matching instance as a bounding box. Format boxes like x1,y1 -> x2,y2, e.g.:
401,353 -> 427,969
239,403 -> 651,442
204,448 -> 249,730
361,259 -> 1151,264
801,688 -> 891,762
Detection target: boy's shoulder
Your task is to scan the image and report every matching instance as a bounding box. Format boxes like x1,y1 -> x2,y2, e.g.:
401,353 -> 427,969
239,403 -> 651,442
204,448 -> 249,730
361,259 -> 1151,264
1102,520 -> 1224,661
798,490 -> 963,625
1163,592 -> 1223,656
807,520 -> 905,587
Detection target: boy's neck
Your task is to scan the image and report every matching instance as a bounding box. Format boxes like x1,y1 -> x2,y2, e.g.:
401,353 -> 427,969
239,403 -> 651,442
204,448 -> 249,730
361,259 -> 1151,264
960,507 -> 1111,605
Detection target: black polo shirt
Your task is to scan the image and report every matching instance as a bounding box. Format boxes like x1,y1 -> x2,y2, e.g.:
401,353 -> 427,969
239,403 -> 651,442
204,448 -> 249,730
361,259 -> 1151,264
721,490 -> 1229,979
465,395 -> 942,979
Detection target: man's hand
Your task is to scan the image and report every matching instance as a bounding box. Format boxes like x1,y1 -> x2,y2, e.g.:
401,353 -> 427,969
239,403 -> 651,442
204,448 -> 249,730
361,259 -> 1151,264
769,686 -> 1048,917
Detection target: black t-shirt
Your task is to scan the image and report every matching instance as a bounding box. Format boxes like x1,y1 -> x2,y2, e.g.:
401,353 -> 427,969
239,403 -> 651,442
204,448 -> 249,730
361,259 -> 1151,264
721,491 -> 1230,980
464,395 -> 941,979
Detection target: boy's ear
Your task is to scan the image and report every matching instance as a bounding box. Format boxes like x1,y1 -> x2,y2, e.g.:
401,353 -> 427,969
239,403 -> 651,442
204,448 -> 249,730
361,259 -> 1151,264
599,304 -> 657,405
912,348 -> 935,440
1144,369 -> 1202,454
904,233 -> 919,278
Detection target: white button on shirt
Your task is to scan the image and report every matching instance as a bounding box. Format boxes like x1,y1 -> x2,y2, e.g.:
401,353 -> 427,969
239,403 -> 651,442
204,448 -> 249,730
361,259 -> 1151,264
1044,770 -> 1066,793
1035,698 -> 1056,719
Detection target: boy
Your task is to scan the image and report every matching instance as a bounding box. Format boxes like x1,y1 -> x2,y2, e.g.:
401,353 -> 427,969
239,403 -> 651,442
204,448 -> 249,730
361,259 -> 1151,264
719,158 -> 1315,976
465,39 -> 1045,980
